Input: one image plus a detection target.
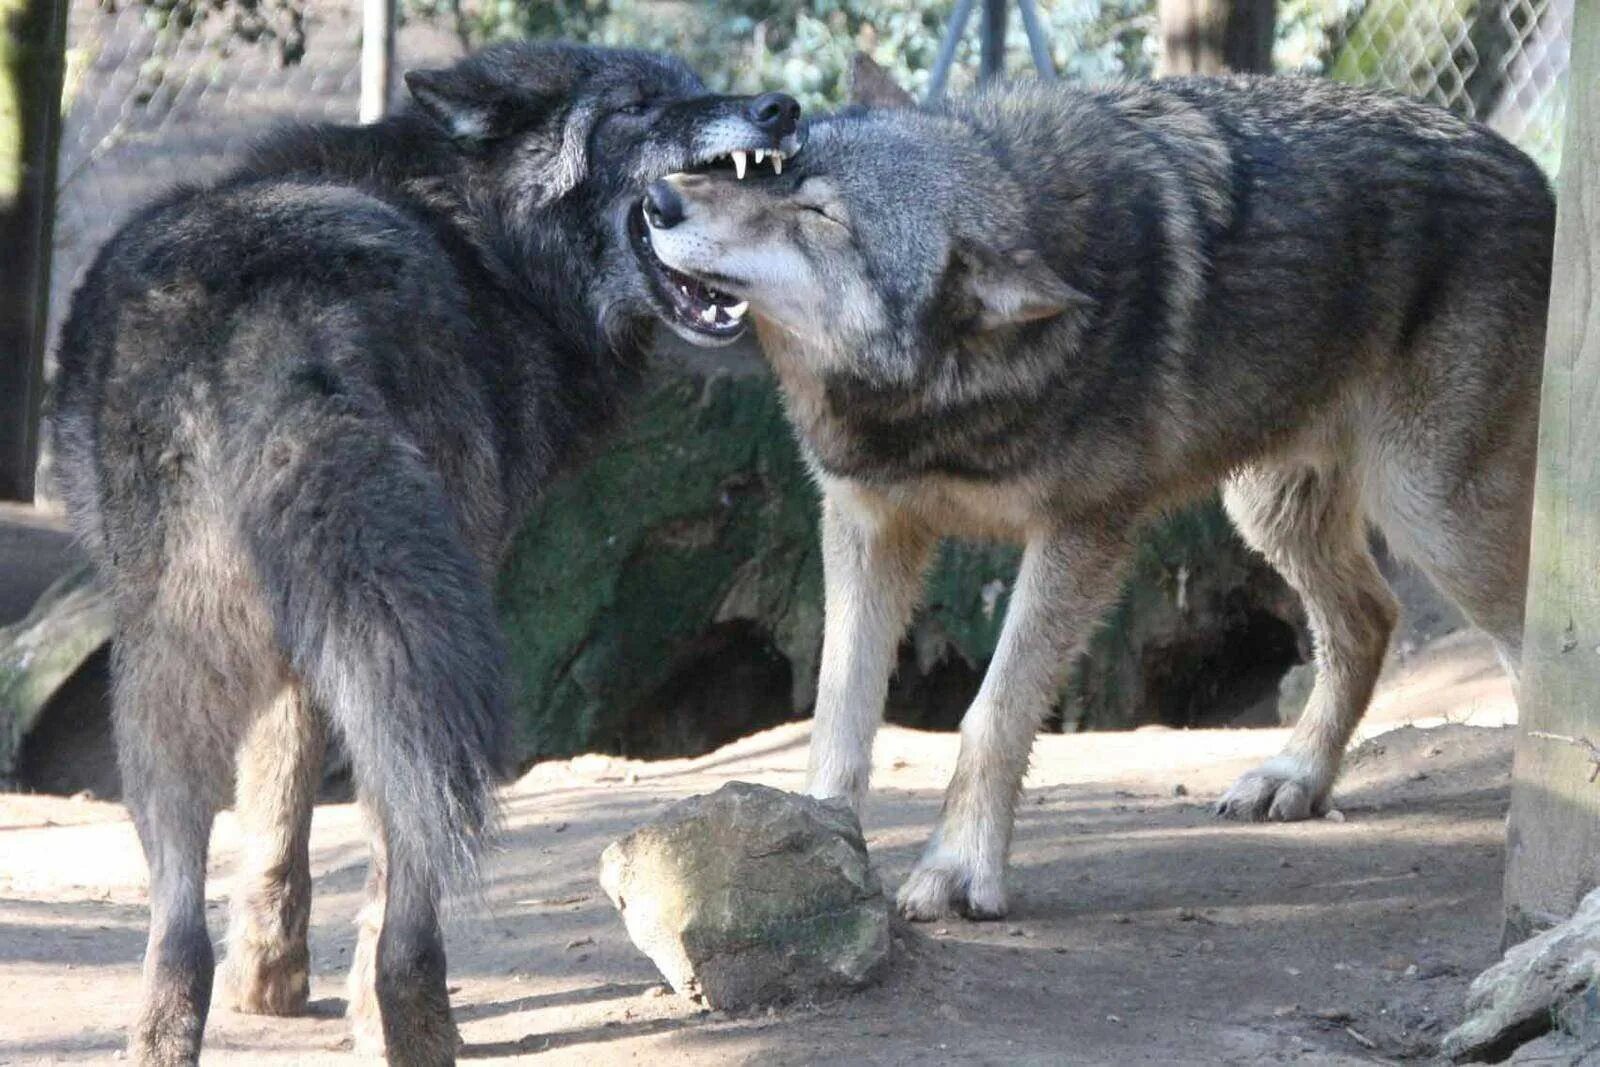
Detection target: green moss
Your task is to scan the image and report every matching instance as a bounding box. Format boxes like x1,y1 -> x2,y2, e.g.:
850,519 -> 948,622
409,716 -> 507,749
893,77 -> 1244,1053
497,358 -> 1291,762
496,366 -> 822,759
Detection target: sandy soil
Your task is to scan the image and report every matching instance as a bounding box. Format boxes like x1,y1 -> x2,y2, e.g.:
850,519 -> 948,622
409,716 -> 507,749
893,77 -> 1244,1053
0,630 -> 1519,1065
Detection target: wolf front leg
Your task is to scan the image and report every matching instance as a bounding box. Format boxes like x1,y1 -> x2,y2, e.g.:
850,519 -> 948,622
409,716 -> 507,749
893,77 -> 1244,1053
805,486 -> 935,812
898,526 -> 1131,921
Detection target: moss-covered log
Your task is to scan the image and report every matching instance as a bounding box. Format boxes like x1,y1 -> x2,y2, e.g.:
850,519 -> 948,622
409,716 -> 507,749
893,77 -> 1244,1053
497,346 -> 1304,763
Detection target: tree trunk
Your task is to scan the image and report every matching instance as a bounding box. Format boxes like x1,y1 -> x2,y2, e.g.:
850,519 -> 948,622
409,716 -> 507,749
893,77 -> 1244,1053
1158,0 -> 1276,75
0,0 -> 68,502
1502,0 -> 1600,946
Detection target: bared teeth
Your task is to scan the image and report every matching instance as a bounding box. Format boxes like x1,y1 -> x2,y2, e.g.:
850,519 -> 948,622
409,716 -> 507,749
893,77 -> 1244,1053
732,150 -> 747,180
772,151 -> 783,175
726,300 -> 749,320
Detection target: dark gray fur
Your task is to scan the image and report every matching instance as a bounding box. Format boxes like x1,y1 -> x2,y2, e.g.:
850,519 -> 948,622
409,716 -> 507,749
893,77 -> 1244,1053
48,41 -> 797,1065
645,72 -> 1552,922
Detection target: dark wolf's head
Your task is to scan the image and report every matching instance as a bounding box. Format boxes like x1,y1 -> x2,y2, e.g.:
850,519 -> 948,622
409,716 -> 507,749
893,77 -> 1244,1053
636,103 -> 1088,377
404,42 -> 802,347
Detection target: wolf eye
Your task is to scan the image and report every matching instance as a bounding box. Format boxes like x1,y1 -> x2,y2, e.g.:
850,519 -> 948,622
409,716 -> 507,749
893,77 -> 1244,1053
801,203 -> 848,228
614,100 -> 652,117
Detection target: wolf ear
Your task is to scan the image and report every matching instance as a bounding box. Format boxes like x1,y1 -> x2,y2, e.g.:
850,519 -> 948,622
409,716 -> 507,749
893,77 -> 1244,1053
956,244 -> 1089,331
848,53 -> 916,109
406,68 -> 512,143
407,66 -> 596,204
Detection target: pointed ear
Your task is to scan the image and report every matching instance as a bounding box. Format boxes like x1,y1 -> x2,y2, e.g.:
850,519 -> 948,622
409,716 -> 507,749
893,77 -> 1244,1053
956,244 -> 1090,330
406,68 -> 507,143
848,53 -> 916,109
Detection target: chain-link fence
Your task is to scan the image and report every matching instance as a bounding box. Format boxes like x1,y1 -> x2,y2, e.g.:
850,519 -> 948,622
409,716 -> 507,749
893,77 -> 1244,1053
45,0 -> 1574,357
1280,0 -> 1573,172
48,0 -> 462,350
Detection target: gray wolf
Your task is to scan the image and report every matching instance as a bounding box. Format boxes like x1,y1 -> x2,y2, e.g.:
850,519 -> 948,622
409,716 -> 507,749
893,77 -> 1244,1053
640,66 -> 1552,922
48,42 -> 799,1065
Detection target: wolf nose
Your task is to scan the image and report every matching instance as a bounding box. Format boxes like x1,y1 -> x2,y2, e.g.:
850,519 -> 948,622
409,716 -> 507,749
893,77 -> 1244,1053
747,92 -> 801,139
643,179 -> 684,229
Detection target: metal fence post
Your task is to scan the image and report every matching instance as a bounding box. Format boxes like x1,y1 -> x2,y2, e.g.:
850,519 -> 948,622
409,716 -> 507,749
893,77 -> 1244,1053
0,0 -> 69,502
980,0 -> 1009,82
360,0 -> 397,123
927,0 -> 1057,102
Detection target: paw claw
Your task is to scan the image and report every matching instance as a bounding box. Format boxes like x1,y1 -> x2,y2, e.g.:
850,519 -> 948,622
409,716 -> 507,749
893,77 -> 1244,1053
896,862 -> 1008,922
1217,761 -> 1330,823
223,944 -> 310,1017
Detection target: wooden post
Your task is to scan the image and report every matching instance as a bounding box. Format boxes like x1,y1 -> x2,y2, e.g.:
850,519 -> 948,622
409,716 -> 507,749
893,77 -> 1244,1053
360,0 -> 396,124
1502,0 -> 1600,946
1158,0 -> 1276,75
0,0 -> 68,502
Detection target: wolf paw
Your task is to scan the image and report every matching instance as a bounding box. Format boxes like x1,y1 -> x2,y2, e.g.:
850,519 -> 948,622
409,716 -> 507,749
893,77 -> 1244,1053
349,1011 -> 386,1061
896,859 -> 1007,922
1215,759 -> 1330,822
223,939 -> 310,1016
129,1008 -> 204,1067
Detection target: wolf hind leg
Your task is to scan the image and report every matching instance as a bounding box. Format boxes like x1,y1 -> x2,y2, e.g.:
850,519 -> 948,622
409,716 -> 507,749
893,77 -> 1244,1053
223,682 -> 326,1016
1217,462 -> 1397,821
342,803 -> 461,1067
1366,420 -> 1535,687
117,635 -> 231,1066
898,527 -> 1131,922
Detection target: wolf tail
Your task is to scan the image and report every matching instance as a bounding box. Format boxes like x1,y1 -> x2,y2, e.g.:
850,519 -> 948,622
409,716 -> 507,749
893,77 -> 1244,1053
237,414 -> 509,898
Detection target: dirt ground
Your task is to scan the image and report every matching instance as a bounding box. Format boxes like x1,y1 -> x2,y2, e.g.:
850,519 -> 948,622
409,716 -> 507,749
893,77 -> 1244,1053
0,630 -> 1522,1065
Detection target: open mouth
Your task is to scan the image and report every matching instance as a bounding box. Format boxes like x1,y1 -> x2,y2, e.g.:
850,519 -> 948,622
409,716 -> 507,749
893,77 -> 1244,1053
630,131 -> 798,342
631,205 -> 748,340
694,144 -> 794,180
689,129 -> 803,181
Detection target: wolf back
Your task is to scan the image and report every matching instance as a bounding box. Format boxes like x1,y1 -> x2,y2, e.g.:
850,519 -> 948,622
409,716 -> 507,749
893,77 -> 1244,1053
640,72 -> 1552,923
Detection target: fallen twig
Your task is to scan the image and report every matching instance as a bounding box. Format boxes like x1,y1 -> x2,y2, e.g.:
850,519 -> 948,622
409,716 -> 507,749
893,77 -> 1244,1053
1344,1026 -> 1377,1050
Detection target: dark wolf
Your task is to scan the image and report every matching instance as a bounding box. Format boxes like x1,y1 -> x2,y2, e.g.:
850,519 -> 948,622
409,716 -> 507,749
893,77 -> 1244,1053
48,42 -> 800,1065
639,63 -> 1553,922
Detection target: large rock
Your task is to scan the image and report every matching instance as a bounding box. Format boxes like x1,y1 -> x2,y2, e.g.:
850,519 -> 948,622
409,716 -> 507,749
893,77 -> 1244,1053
1443,885 -> 1600,1061
598,781 -> 890,1008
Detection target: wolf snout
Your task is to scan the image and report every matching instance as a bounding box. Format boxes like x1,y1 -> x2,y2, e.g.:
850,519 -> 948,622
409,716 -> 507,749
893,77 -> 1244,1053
643,179 -> 685,229
747,91 -> 801,140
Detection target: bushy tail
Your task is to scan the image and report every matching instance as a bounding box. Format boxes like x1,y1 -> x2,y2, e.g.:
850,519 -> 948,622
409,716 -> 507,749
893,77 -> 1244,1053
238,415 -> 508,896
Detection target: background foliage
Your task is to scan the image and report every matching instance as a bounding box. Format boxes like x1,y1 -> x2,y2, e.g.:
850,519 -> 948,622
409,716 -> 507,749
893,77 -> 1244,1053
411,0 -> 1160,107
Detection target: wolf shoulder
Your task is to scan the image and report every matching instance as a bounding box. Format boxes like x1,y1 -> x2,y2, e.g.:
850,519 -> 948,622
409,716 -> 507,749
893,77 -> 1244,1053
76,177 -> 459,321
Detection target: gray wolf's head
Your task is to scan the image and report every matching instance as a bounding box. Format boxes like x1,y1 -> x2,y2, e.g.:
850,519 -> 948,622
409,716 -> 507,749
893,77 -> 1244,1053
637,102 -> 1087,377
405,42 -> 803,347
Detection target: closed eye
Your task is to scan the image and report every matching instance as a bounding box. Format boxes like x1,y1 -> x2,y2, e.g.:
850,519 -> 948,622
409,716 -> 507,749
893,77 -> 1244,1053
801,203 -> 849,228
614,100 -> 652,117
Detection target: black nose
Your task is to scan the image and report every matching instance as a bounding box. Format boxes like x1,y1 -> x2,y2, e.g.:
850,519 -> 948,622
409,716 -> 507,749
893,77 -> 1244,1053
643,180 -> 684,230
747,92 -> 801,139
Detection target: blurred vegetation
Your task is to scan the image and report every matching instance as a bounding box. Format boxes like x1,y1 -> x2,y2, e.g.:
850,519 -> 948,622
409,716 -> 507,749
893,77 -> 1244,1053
127,0 -> 307,64
410,0 -> 1160,108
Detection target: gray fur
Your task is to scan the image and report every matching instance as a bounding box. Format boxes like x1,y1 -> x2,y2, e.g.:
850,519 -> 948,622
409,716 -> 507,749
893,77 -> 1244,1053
47,41 -> 798,1065
644,73 -> 1552,922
